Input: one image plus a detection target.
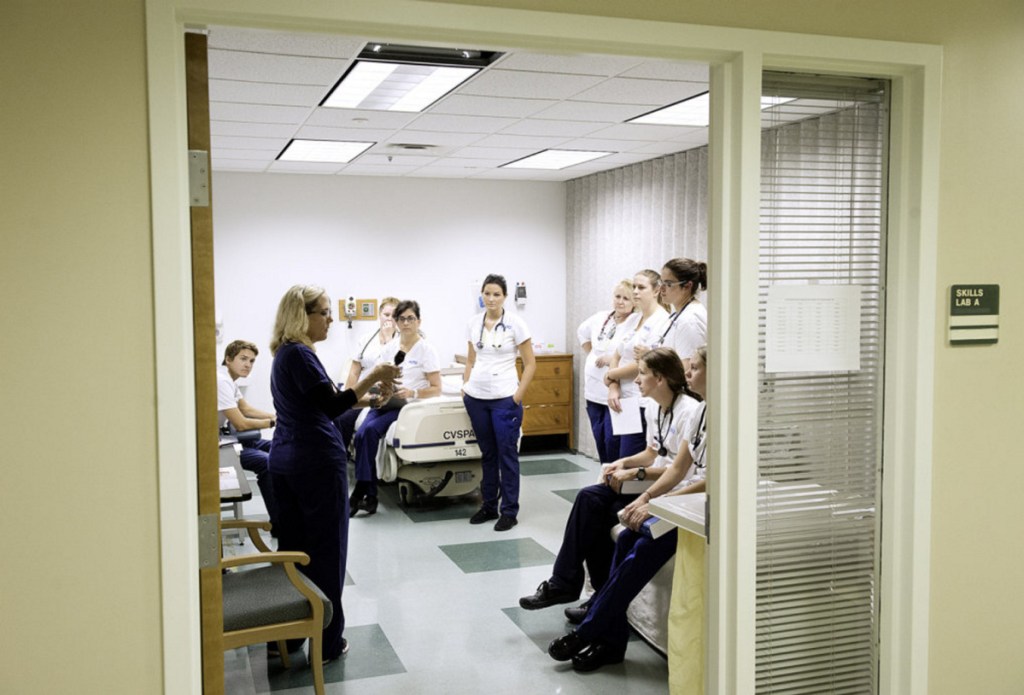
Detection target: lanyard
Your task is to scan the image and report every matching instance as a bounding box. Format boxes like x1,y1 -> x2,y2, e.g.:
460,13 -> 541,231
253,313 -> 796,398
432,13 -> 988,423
691,404 -> 707,468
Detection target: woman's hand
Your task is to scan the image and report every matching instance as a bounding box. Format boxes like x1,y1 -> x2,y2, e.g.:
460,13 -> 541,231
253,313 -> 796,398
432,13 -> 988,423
369,362 -> 401,387
633,343 -> 651,360
622,500 -> 651,531
595,355 -> 611,368
607,382 -> 622,413
598,461 -> 623,485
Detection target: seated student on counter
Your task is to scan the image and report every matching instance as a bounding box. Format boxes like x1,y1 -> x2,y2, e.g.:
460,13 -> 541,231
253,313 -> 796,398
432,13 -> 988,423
217,339 -> 280,530
519,347 -> 701,629
547,345 -> 709,672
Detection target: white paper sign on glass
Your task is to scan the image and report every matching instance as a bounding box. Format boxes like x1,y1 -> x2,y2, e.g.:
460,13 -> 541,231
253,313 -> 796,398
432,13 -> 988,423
765,285 -> 862,373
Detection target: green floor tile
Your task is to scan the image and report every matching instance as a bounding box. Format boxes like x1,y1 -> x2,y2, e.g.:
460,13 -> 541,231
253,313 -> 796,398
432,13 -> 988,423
263,624 -> 405,690
553,487 -> 582,504
520,458 -> 586,476
439,537 -> 556,573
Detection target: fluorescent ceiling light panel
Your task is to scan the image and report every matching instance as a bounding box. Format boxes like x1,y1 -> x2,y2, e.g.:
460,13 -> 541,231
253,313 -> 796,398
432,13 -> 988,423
502,149 -> 613,170
629,93 -> 797,127
278,139 -> 374,163
323,60 -> 479,112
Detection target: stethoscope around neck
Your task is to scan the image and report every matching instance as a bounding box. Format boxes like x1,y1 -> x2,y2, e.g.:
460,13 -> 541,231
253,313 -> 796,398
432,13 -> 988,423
476,309 -> 508,350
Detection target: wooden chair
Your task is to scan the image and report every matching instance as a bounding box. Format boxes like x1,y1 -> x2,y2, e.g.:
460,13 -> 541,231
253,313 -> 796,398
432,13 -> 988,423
221,520 -> 332,695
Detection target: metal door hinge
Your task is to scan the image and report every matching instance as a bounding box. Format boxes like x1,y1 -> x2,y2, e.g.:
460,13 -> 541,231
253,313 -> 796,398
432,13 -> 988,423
188,150 -> 210,207
198,513 -> 219,568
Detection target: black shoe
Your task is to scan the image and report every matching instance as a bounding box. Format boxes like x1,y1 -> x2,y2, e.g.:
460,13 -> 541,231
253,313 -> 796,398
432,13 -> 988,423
571,642 -> 624,672
564,601 -> 590,625
548,632 -> 589,661
469,508 -> 499,524
494,514 -> 517,532
519,580 -> 579,610
351,495 -> 378,517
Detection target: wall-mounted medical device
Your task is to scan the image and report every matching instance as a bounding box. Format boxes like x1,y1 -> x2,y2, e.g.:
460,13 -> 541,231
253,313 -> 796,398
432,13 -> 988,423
515,281 -> 527,307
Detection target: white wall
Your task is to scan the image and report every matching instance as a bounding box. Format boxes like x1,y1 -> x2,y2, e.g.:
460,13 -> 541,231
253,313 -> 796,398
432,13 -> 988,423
213,172 -> 568,409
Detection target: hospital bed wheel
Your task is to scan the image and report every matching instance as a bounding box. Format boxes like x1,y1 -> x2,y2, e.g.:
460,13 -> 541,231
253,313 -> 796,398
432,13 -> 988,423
398,482 -> 413,506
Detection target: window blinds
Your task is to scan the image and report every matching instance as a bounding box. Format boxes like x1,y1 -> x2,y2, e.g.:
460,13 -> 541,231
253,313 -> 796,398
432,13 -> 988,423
757,72 -> 889,694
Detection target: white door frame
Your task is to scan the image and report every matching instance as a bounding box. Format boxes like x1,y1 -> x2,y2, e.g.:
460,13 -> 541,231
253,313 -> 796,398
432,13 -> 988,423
145,2 -> 940,692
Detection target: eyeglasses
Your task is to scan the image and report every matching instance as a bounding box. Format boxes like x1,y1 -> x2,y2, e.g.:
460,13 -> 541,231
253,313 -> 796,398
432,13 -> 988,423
396,315 -> 419,324
661,279 -> 687,289
308,309 -> 331,318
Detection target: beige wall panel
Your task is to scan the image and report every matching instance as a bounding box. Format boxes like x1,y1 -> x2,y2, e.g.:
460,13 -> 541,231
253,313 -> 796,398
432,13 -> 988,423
0,1 -> 163,693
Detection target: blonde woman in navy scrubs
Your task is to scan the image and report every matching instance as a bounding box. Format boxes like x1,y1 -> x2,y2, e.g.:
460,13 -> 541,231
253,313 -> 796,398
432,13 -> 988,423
462,274 -> 536,531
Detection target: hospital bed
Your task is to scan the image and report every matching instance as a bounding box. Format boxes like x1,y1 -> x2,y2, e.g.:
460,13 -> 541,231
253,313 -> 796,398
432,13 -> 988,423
359,368 -> 485,505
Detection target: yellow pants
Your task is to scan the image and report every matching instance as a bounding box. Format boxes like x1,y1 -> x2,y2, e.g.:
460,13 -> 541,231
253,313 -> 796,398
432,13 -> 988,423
668,531 -> 706,694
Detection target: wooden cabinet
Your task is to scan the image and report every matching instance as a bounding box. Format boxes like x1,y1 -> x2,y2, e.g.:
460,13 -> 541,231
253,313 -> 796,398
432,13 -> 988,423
517,353 -> 574,448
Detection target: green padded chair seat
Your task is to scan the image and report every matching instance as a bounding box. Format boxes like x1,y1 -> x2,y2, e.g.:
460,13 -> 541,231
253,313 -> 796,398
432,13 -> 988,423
223,564 -> 333,632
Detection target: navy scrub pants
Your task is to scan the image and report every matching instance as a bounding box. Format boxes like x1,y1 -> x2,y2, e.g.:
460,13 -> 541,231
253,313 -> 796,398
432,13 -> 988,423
463,394 -> 523,518
352,407 -> 401,496
271,460 -> 349,660
575,526 -> 678,658
239,438 -> 280,529
549,483 -> 637,596
585,400 -> 621,464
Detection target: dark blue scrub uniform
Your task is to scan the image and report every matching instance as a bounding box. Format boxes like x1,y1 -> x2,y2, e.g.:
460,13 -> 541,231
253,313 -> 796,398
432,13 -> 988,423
269,341 -> 352,660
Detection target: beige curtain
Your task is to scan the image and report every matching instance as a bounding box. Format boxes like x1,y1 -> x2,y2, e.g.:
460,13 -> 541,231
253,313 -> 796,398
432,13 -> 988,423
566,148 -> 709,458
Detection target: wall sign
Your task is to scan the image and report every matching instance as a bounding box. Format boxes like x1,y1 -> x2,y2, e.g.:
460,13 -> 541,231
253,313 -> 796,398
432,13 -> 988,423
949,284 -> 999,345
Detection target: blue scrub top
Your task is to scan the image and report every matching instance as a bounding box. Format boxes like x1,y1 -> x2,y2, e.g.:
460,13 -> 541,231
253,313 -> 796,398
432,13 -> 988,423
269,341 -> 347,474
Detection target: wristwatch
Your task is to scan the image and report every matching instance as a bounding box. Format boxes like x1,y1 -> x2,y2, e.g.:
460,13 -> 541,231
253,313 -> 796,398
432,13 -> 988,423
636,466 -> 646,481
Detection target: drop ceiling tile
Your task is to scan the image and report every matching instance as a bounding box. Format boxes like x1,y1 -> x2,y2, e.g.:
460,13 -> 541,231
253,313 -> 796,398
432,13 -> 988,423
358,153 -> 440,166
474,168 -> 573,181
390,130 -> 487,147
587,122 -> 703,141
211,121 -> 299,138
209,80 -> 327,107
267,161 -> 344,174
460,70 -> 605,100
211,158 -> 270,171
570,78 -> 707,105
294,125 -> 392,142
447,146 -> 538,161
499,119 -> 605,138
495,52 -> 645,77
306,108 -> 419,130
208,50 -> 346,85
211,135 -> 288,151
531,100 -> 654,123
621,61 -> 709,83
470,133 -> 571,150
408,168 -> 477,179
430,95 -> 555,118
628,140 -> 694,156
210,102 -> 311,125
207,26 -> 364,59
555,137 -> 637,152
429,158 -> 497,169
408,113 -> 518,134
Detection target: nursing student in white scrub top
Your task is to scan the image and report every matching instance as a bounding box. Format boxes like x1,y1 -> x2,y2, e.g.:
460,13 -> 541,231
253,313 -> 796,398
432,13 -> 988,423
651,257 -> 708,370
350,299 -> 441,517
462,274 -> 536,532
602,269 -> 670,458
577,278 -> 636,463
335,296 -> 399,448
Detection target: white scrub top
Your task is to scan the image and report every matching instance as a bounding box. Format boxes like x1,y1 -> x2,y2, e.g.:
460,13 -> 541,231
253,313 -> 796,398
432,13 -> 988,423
615,307 -> 669,400
463,311 -> 531,400
577,309 -> 634,404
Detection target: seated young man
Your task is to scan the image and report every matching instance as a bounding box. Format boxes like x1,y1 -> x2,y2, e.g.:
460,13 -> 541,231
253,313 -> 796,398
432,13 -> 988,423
218,339 -> 279,531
